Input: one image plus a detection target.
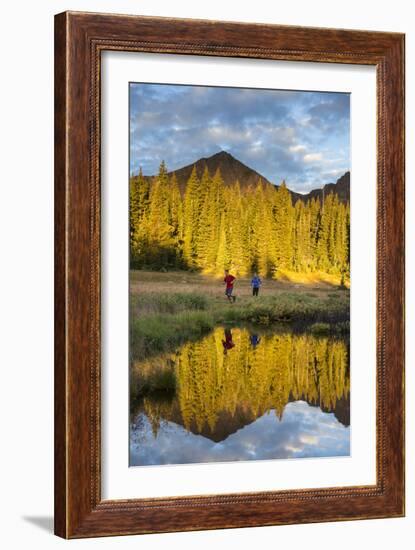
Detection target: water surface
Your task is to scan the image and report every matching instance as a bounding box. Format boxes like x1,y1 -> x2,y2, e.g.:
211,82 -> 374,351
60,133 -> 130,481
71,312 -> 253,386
130,326 -> 350,466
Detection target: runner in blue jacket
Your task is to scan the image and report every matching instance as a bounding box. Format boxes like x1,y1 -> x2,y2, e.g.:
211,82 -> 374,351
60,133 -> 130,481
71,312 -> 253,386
251,273 -> 262,297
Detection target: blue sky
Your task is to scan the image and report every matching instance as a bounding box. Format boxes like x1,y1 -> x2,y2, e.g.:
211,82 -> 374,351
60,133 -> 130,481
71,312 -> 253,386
130,83 -> 350,194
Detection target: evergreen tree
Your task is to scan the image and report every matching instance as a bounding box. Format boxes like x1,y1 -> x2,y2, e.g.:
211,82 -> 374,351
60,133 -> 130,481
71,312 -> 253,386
182,166 -> 201,267
195,168 -> 214,268
270,181 -> 294,273
169,173 -> 183,267
224,181 -> 246,274
146,161 -> 175,266
203,169 -> 225,271
130,168 -> 150,266
129,164 -> 350,280
215,211 -> 229,271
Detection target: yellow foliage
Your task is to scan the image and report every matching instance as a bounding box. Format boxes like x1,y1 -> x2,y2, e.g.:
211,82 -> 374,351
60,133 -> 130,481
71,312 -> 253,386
134,327 -> 349,437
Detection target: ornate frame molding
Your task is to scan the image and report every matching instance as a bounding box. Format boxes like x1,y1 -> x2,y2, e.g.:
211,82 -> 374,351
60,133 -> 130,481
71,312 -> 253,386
55,11 -> 405,538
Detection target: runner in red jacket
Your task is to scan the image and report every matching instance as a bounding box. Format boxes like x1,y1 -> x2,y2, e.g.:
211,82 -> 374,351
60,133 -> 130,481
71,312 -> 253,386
224,270 -> 237,303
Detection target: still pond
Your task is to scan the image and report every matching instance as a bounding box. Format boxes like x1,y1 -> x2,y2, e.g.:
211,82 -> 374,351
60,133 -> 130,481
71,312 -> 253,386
130,326 -> 350,466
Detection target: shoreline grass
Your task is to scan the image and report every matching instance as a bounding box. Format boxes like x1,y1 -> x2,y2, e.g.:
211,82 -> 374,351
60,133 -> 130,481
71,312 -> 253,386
130,310 -> 215,360
130,286 -> 349,361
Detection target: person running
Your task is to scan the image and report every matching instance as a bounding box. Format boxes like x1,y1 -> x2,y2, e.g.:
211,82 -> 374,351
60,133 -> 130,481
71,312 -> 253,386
251,272 -> 262,297
224,270 -> 236,303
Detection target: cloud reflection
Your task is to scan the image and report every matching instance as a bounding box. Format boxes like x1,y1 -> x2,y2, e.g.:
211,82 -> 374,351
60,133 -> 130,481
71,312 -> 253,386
130,401 -> 350,466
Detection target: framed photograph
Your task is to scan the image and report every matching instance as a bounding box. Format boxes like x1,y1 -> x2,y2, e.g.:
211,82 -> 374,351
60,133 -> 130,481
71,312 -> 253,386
54,11 -> 405,538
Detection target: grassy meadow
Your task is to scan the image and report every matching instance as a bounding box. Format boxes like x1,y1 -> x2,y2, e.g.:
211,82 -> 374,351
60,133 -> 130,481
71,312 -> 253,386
130,270 -> 350,362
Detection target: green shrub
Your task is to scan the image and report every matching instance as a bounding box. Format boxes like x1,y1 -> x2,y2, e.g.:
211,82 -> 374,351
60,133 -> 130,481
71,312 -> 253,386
310,322 -> 331,334
135,292 -> 208,315
130,310 -> 215,360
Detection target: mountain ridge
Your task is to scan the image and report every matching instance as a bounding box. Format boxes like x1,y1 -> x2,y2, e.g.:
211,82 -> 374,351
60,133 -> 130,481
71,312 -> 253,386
138,150 -> 350,204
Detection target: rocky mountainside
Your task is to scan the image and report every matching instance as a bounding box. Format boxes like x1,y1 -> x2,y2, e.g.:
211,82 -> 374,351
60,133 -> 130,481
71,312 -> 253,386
141,150 -> 350,203
300,171 -> 350,204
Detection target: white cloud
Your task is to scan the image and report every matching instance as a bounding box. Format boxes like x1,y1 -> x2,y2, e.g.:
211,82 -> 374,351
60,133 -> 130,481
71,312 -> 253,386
303,153 -> 323,163
289,144 -> 307,153
300,434 -> 318,445
130,83 -> 350,190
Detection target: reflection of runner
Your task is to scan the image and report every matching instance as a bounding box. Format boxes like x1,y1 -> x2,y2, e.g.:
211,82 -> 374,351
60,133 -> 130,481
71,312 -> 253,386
222,328 -> 235,355
250,334 -> 261,348
224,270 -> 236,303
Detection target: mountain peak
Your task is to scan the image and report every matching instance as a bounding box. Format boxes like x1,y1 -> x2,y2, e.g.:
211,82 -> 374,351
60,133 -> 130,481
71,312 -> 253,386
140,152 -> 350,204
200,150 -> 236,164
150,150 -> 272,193
211,150 -> 233,159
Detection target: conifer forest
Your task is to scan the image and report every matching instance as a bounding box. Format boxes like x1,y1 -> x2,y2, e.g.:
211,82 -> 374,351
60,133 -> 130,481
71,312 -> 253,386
129,161 -> 350,280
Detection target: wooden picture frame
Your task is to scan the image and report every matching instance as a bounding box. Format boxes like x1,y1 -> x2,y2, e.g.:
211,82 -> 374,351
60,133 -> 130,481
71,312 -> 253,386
54,11 -> 405,538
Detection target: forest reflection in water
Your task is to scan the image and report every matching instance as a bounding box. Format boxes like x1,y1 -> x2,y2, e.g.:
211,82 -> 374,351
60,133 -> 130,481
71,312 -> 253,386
130,326 -> 350,466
